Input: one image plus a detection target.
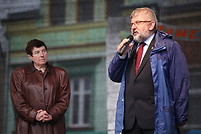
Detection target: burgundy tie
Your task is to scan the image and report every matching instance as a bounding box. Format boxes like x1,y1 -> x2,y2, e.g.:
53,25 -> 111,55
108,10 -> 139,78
135,42 -> 145,73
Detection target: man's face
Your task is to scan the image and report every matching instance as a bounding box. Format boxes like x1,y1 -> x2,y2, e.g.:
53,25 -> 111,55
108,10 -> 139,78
130,14 -> 154,43
28,46 -> 48,67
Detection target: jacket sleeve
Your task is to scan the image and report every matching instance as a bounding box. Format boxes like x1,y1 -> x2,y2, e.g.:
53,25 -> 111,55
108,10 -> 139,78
48,69 -> 70,121
108,53 -> 128,82
10,69 -> 37,123
169,41 -> 190,126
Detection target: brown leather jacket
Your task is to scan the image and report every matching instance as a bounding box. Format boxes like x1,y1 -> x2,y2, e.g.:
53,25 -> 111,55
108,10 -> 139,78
10,63 -> 70,134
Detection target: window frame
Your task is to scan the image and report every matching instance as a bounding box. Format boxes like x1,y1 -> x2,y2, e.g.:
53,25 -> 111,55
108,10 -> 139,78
68,75 -> 93,129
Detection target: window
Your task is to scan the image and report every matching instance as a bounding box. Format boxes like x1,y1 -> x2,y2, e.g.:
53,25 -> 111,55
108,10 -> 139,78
69,76 -> 92,128
50,0 -> 66,25
77,0 -> 94,22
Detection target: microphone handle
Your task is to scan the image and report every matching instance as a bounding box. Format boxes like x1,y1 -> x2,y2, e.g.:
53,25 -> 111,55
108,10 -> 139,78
118,40 -> 132,56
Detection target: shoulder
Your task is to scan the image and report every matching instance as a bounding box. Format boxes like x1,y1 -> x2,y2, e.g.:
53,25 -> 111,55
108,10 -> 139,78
10,65 -> 29,81
156,30 -> 172,40
12,66 -> 27,75
54,66 -> 67,72
51,66 -> 68,75
51,66 -> 70,81
155,30 -> 180,48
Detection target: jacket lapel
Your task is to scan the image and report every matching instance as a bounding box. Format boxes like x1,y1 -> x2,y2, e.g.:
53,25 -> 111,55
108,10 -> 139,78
134,38 -> 155,80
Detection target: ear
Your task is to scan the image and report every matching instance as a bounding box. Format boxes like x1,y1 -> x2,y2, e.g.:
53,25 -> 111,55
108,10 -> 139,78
28,54 -> 32,60
148,21 -> 156,31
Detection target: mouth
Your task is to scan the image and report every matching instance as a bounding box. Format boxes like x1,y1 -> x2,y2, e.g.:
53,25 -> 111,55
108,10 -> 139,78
132,31 -> 138,36
39,59 -> 46,62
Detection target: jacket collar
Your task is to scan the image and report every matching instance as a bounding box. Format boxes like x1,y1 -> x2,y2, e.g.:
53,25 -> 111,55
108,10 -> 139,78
25,62 -> 54,74
154,30 -> 172,48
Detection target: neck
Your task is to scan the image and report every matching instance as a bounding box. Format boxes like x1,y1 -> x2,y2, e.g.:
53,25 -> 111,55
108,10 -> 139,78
34,64 -> 46,73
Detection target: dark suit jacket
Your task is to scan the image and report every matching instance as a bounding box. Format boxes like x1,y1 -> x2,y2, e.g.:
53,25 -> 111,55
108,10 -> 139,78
124,39 -> 155,130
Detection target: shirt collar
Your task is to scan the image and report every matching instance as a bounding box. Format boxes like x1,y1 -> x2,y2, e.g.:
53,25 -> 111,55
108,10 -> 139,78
144,33 -> 155,46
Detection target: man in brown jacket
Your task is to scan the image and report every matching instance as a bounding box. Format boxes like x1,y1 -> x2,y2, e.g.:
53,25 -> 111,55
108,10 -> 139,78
10,39 -> 71,134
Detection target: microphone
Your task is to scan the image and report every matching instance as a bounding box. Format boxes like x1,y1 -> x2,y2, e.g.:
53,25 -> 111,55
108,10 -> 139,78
118,35 -> 133,56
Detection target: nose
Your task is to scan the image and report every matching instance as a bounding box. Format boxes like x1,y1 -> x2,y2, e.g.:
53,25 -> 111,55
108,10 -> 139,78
130,25 -> 136,32
130,23 -> 136,30
131,23 -> 137,29
39,51 -> 45,56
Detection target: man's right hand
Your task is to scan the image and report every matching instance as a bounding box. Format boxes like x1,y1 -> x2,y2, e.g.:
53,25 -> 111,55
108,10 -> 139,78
117,38 -> 134,56
35,109 -> 49,122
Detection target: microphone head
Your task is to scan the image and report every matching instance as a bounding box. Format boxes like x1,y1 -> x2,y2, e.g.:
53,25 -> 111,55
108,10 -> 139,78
127,35 -> 133,41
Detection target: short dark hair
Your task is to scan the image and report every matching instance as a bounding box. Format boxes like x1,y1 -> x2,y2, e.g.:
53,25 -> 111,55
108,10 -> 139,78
25,39 -> 47,56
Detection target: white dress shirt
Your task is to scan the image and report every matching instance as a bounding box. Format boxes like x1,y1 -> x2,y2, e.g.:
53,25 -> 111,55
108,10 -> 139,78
137,33 -> 155,65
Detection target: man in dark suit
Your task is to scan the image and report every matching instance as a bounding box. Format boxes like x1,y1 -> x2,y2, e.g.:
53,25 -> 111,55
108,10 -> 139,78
108,7 -> 190,134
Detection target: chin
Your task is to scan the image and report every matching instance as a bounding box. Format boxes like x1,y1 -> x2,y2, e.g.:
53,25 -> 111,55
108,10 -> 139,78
133,37 -> 140,43
40,62 -> 47,65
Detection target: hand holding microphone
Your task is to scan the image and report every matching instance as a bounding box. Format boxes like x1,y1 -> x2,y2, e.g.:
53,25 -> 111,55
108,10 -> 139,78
117,35 -> 134,56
